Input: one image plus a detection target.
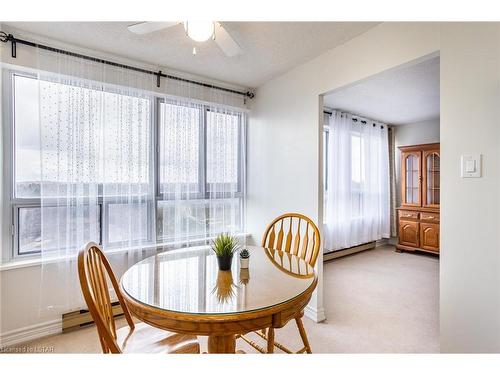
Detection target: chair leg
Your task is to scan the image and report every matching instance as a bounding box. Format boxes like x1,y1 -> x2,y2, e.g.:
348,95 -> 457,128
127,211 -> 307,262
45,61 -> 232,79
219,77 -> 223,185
266,327 -> 275,354
295,317 -> 312,353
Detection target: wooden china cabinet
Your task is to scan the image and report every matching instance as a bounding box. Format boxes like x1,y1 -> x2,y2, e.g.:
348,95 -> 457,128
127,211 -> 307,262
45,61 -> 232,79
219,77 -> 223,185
396,143 -> 440,255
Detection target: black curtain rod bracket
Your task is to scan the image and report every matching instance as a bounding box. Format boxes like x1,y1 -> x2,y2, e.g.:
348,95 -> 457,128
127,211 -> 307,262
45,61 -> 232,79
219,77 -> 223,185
0,31 -> 255,99
156,70 -> 162,88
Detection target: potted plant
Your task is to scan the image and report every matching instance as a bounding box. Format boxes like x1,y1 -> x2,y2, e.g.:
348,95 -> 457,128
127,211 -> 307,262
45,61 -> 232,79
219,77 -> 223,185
239,249 -> 250,269
211,233 -> 239,271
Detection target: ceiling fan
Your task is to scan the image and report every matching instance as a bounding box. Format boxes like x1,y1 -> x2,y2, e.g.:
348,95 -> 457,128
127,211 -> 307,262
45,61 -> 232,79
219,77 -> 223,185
127,21 -> 243,57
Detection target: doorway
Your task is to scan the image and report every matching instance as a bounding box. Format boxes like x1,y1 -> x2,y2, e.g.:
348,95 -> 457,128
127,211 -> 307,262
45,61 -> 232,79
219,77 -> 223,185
317,54 -> 440,352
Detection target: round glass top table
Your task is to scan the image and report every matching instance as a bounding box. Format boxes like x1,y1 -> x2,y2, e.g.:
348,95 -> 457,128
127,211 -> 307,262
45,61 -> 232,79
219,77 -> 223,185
120,245 -> 317,353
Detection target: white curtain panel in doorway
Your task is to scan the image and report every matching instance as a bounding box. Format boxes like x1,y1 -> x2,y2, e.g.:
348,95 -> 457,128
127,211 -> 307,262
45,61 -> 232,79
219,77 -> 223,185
324,110 -> 390,251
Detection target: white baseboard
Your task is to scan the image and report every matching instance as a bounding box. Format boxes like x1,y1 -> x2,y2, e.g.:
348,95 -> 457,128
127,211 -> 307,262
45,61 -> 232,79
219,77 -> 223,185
304,305 -> 326,323
323,241 -> 376,261
0,319 -> 61,348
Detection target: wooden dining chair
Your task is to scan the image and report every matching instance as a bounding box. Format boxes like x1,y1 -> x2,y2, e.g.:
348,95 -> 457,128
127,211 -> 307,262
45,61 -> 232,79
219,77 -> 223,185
78,242 -> 200,354
238,213 -> 320,354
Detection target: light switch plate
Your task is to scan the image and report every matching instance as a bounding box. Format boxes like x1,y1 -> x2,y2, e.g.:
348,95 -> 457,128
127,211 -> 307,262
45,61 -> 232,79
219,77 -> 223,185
461,154 -> 482,178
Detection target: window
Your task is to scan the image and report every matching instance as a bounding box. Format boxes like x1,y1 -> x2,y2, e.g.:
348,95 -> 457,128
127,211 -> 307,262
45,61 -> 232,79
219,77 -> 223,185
350,133 -> 365,218
17,205 -> 102,254
206,110 -> 240,189
11,73 -> 153,255
14,74 -> 41,198
6,71 -> 245,258
323,126 -> 329,192
323,111 -> 390,251
156,100 -> 244,243
322,127 -> 365,218
158,101 -> 201,195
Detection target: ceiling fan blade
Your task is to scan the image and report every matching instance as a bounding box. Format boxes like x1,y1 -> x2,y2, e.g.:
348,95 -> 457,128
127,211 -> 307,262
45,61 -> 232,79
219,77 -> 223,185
214,22 -> 243,57
127,22 -> 179,35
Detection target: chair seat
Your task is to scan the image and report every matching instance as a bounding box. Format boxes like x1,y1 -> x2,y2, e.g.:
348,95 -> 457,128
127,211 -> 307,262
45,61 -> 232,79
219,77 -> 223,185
117,322 -> 200,354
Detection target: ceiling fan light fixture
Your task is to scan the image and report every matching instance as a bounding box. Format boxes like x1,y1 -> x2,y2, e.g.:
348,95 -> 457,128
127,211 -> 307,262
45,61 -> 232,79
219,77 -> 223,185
184,21 -> 215,42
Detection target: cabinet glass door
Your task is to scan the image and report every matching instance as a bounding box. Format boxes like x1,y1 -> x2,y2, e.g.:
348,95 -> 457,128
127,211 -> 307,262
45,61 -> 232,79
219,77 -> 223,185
424,151 -> 440,207
403,152 -> 421,206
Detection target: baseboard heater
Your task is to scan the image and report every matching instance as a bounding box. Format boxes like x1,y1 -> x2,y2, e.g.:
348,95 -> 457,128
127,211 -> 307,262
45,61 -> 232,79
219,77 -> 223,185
62,301 -> 123,332
323,241 -> 377,261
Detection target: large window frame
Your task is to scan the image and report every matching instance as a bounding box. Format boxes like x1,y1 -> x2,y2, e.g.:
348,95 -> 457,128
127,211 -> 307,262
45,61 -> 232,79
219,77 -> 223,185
155,98 -> 245,200
155,98 -> 245,244
2,69 -> 246,262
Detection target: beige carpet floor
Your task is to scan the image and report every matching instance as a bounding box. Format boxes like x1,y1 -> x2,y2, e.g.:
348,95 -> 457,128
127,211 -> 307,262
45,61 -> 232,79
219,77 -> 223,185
18,245 -> 439,353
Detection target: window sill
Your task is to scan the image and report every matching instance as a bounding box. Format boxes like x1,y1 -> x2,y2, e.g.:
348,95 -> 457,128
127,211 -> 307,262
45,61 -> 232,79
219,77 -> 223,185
0,232 -> 251,272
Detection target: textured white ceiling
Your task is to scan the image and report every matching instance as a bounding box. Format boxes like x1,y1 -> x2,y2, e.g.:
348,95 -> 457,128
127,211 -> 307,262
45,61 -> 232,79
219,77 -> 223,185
324,56 -> 440,125
2,22 -> 378,88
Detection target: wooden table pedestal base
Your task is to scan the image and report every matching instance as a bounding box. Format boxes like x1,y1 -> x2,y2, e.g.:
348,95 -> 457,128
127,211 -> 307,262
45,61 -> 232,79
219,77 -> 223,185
208,334 -> 236,353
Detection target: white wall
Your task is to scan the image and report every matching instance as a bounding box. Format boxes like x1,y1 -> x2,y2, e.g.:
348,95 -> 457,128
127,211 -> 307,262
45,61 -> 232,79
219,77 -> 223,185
440,23 -> 500,352
394,118 -> 440,208
248,22 -> 500,352
394,119 -> 440,148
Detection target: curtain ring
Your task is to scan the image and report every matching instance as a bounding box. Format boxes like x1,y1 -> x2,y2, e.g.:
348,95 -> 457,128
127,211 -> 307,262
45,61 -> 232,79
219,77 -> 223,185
0,31 -> 9,43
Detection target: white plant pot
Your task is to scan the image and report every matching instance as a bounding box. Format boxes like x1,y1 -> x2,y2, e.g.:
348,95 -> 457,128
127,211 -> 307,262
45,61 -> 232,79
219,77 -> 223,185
240,257 -> 249,269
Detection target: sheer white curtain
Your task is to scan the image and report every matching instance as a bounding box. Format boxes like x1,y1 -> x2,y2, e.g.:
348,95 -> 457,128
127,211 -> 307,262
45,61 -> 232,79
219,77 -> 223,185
33,47 -> 247,314
36,49 -> 156,313
28,44 -> 246,316
156,81 -> 246,251
324,110 -> 390,251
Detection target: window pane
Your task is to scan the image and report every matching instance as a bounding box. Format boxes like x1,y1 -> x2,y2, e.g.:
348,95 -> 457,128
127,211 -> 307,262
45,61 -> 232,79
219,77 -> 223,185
351,134 -> 363,184
156,200 -> 208,241
18,206 -> 100,255
159,102 -> 200,194
323,130 -> 328,191
106,202 -> 149,244
156,198 -> 242,242
102,91 -> 151,191
206,111 -> 239,189
18,207 -> 41,254
206,197 -> 242,234
14,75 -> 41,198
351,192 -> 362,218
15,75 -> 151,199
350,134 -> 364,218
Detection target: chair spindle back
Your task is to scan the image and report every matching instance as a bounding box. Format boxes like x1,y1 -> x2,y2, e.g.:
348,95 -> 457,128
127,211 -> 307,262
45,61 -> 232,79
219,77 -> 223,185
78,242 -> 135,353
262,213 -> 321,267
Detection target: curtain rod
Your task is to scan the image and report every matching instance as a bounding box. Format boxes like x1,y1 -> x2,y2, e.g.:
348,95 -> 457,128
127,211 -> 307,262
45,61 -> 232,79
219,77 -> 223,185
323,110 -> 391,130
0,31 -> 255,99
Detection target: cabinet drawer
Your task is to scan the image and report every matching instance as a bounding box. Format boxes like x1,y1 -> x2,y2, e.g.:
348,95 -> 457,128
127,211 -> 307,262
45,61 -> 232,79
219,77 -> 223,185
398,210 -> 419,221
421,212 -> 439,223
